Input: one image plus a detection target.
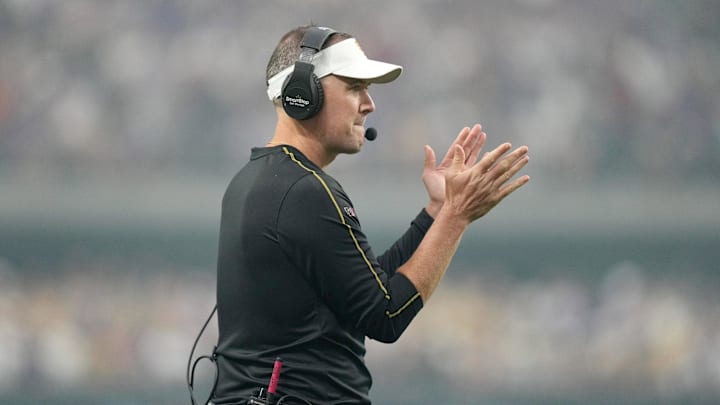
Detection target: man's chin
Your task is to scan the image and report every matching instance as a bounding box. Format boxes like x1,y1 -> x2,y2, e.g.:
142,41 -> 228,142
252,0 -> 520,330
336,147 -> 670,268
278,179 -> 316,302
339,142 -> 363,155
344,146 -> 362,155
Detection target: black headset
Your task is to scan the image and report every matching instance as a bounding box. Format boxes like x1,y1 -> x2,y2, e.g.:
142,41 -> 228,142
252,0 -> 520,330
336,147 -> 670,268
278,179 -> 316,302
281,26 -> 337,120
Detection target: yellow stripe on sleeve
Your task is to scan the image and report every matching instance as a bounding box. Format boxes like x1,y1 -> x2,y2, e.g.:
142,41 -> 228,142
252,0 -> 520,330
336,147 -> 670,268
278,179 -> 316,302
282,147 -> 390,299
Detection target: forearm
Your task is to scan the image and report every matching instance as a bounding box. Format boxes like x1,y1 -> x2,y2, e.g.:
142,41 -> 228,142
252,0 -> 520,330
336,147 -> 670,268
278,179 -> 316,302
397,207 -> 468,302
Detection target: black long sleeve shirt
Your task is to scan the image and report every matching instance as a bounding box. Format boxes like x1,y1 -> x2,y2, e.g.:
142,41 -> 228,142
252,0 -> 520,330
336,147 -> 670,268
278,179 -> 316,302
213,145 -> 432,404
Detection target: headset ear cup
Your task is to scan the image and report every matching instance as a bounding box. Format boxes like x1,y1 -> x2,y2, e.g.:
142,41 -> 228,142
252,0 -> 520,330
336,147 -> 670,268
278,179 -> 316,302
281,62 -> 324,120
307,73 -> 323,118
280,27 -> 337,120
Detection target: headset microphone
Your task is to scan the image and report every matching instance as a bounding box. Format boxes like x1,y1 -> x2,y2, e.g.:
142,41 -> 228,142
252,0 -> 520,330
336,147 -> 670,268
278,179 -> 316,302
364,127 -> 377,141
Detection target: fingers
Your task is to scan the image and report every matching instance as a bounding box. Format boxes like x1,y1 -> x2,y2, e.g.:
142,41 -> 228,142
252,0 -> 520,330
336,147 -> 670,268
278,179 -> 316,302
438,126 -> 471,165
449,144 -> 466,175
476,142 -> 513,173
498,173 -> 531,200
486,146 -> 528,185
465,127 -> 486,166
496,150 -> 529,184
493,145 -> 529,180
438,124 -> 484,168
442,139 -> 529,223
493,147 -> 530,199
459,124 -> 484,165
471,142 -> 530,194
423,145 -> 437,172
455,125 -> 473,148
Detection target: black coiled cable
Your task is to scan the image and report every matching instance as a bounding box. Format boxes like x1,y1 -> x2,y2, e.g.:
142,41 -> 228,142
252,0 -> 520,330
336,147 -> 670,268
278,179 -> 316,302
187,305 -> 218,405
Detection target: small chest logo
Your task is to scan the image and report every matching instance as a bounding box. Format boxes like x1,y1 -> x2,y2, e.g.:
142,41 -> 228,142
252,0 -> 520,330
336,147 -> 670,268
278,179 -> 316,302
343,206 -> 357,218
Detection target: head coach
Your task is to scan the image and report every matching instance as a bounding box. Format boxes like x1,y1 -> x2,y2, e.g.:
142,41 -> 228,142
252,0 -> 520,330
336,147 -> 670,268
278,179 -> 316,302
210,24 -> 530,404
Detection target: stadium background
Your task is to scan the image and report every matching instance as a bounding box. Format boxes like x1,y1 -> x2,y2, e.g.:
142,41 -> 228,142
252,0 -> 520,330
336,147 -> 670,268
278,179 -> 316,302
1,1 -> 719,404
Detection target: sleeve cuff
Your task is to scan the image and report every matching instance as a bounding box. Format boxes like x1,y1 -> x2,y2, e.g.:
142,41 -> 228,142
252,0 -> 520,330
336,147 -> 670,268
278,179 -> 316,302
413,208 -> 435,234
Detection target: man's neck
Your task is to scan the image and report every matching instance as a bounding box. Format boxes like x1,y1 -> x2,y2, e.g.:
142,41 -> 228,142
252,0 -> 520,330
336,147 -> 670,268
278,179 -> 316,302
269,118 -> 336,168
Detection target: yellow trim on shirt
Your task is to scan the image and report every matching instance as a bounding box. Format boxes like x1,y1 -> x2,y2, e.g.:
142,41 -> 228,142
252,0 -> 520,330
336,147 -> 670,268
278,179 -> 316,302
387,292 -> 421,318
282,147 -> 390,299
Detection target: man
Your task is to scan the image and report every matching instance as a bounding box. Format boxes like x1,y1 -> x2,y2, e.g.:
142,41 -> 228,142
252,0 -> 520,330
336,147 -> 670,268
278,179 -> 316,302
212,25 -> 529,404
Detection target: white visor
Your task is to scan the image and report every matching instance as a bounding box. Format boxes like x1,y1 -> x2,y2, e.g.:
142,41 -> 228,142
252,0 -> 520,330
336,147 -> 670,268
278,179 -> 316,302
266,38 -> 403,101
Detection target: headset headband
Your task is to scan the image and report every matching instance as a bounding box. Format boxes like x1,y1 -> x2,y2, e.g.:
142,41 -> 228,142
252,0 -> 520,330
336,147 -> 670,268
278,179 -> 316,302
298,27 -> 337,62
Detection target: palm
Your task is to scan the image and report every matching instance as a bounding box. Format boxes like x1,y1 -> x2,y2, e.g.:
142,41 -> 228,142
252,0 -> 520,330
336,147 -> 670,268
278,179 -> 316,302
422,152 -> 453,204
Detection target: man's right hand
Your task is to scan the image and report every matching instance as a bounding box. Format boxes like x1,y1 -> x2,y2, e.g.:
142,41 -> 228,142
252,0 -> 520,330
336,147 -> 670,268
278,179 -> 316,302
443,140 -> 530,224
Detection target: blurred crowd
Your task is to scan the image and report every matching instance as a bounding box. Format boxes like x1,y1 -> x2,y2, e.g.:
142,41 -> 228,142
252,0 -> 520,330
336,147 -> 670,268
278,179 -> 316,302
1,0 -> 718,184
1,256 -> 719,401
0,255 -> 216,391
370,263 -> 720,401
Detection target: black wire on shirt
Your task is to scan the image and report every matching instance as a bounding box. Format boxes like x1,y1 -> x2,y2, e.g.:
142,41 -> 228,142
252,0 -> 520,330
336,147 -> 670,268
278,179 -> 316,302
187,305 -> 219,405
187,305 -> 315,405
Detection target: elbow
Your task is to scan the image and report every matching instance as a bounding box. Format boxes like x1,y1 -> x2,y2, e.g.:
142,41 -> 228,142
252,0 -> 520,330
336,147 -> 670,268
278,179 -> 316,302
367,329 -> 403,344
363,312 -> 410,343
372,334 -> 402,344
357,279 -> 423,343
